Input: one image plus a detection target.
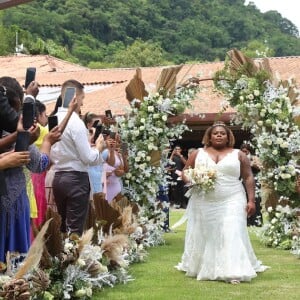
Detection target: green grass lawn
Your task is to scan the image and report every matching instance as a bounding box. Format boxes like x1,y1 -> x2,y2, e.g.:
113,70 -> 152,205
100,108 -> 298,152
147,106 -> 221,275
94,210 -> 300,300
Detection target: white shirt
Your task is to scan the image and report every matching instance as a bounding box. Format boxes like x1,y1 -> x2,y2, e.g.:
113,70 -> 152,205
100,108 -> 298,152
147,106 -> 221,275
50,107 -> 103,172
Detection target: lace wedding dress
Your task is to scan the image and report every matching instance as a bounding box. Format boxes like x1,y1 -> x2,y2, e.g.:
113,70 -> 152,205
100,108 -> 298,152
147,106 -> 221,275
176,148 -> 268,282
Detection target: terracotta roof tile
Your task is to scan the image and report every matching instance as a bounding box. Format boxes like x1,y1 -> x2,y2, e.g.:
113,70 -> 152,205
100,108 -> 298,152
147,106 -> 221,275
1,54 -> 299,118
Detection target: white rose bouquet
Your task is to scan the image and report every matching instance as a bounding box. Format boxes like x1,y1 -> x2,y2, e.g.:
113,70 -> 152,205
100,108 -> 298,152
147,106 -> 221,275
184,164 -> 217,193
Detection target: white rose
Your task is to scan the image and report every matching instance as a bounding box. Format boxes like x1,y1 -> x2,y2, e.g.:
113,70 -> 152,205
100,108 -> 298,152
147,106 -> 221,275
140,118 -> 145,123
281,173 -> 291,179
257,121 -> 263,126
272,150 -> 278,155
139,126 -> 145,131
254,90 -> 260,96
248,94 -> 254,100
267,206 -> 273,212
276,138 -> 283,144
153,113 -> 159,119
280,142 -> 288,148
148,106 -> 154,112
162,115 -> 167,122
271,218 -> 277,224
265,119 -> 272,126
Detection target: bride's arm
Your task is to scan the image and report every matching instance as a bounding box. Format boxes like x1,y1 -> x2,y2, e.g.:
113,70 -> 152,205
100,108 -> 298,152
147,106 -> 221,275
181,149 -> 198,184
239,150 -> 256,217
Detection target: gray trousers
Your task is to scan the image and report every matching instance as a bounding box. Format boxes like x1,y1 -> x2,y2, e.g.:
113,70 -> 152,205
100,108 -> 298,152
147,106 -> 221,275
53,171 -> 90,235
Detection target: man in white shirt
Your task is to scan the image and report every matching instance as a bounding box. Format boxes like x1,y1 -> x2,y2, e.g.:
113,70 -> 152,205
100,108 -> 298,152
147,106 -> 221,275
50,79 -> 105,235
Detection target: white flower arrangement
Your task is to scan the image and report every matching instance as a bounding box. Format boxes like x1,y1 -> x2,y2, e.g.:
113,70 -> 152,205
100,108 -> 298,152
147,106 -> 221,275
184,164 -> 217,193
257,205 -> 299,250
116,85 -> 198,205
214,51 -> 300,250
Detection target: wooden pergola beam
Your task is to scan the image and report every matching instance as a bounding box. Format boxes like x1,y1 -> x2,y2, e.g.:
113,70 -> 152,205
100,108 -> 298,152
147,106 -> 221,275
0,0 -> 33,10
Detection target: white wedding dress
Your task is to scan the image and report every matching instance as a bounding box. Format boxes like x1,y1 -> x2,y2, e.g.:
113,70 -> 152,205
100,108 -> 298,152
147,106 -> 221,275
176,148 -> 268,282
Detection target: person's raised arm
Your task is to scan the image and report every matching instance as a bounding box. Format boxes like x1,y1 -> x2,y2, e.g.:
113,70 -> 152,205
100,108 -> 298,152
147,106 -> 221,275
181,149 -> 198,184
239,150 -> 256,217
39,127 -> 62,157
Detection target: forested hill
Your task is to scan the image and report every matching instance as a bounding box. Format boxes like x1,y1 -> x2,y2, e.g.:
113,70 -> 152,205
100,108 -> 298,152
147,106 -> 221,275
0,0 -> 299,67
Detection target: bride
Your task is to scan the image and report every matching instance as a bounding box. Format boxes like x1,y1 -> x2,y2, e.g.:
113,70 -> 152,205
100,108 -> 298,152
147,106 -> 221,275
176,122 -> 268,283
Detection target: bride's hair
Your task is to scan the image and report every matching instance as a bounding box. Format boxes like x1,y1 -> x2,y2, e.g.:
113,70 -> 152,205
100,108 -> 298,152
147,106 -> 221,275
202,122 -> 235,147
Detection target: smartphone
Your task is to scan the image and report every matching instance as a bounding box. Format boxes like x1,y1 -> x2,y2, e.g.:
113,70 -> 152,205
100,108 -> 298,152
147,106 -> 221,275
109,132 -> 116,139
105,110 -> 113,118
22,102 -> 35,130
48,115 -> 58,131
93,124 -> 103,143
121,142 -> 128,153
102,128 -> 110,138
15,131 -> 30,152
25,67 -> 36,89
92,120 -> 100,128
63,87 -> 76,108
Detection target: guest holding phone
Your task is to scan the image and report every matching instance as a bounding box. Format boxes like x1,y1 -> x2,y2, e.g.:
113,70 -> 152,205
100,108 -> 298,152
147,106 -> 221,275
30,100 -> 50,228
103,133 -> 128,203
50,80 -> 106,236
0,76 -> 62,265
83,112 -> 114,197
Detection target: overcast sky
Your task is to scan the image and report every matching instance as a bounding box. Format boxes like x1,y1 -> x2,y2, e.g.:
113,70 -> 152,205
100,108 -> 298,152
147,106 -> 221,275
245,0 -> 300,32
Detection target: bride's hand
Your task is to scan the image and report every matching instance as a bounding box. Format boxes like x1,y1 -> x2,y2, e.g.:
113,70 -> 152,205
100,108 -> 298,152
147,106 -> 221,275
246,201 -> 256,217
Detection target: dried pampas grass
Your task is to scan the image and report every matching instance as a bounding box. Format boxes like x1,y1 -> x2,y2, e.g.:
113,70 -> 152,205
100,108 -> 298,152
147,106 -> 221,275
101,234 -> 128,265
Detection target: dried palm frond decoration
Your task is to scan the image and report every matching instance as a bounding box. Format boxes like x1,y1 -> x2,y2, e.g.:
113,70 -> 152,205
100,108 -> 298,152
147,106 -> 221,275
14,219 -> 52,279
258,58 -> 275,83
227,48 -> 258,77
93,192 -> 121,234
149,150 -> 161,167
44,208 -> 63,258
125,68 -> 148,106
155,65 -> 183,96
110,194 -> 130,213
280,79 -> 300,126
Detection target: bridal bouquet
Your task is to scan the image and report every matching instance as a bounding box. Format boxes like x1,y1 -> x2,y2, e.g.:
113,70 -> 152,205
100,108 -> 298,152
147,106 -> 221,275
184,164 -> 217,193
